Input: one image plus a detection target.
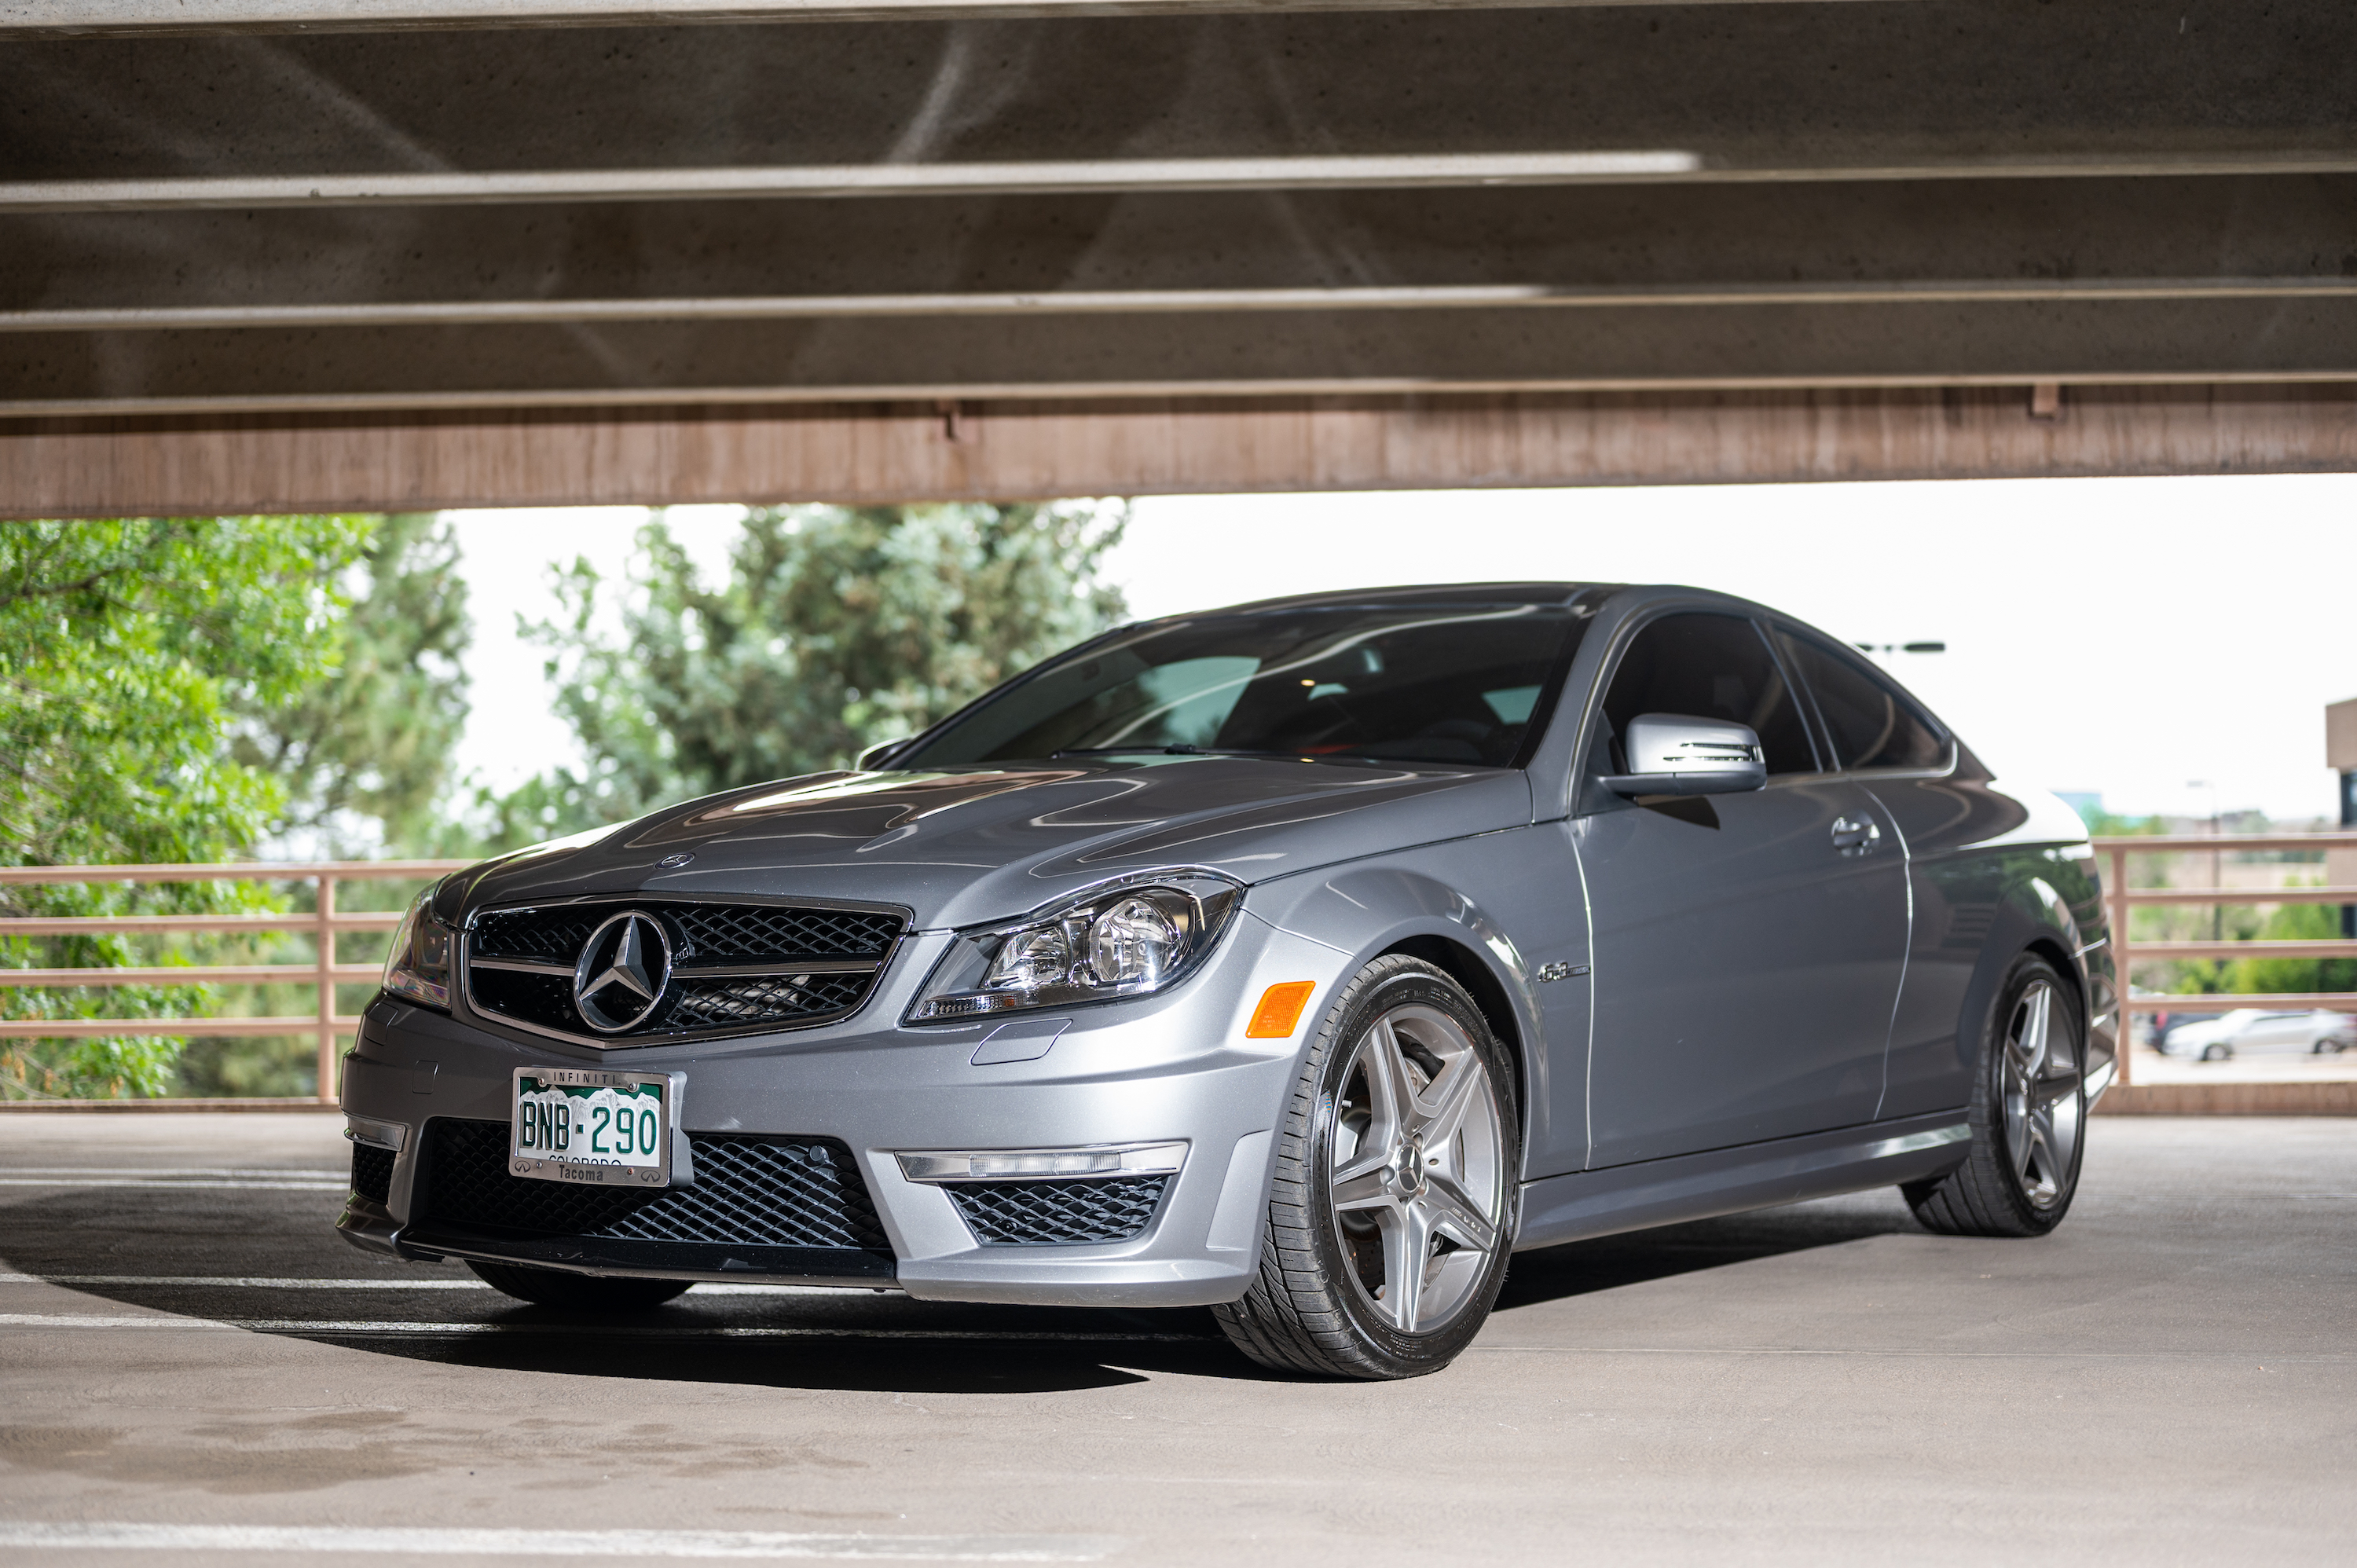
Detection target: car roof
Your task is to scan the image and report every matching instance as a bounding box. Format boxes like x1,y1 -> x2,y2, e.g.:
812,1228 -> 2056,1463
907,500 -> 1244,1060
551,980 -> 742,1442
1188,581 -> 1622,617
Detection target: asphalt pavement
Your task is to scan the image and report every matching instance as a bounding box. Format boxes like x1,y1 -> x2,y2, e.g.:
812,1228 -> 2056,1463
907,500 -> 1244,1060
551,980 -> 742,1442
0,1110 -> 2348,1566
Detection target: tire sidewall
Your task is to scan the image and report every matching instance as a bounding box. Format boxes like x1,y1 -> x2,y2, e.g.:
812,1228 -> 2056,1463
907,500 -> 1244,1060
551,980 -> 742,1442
1299,962 -> 1522,1372
1975,952 -> 2087,1234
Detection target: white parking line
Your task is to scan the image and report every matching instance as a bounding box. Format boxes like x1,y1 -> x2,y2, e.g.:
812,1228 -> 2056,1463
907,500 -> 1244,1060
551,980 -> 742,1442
0,1179 -> 347,1191
0,1168 -> 346,1178
0,1313 -> 1200,1342
0,1274 -> 895,1295
0,1522 -> 1120,1561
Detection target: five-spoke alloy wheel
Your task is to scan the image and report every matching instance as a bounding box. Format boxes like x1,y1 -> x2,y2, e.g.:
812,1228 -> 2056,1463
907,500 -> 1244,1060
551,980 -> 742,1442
1327,999 -> 1509,1335
1995,974 -> 2084,1211
1215,956 -> 1518,1379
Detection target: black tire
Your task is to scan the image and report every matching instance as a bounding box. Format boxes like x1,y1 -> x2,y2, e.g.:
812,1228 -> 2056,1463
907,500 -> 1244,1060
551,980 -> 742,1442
466,1259 -> 692,1311
2201,1042 -> 2231,1062
1212,956 -> 1520,1380
1904,952 -> 2087,1238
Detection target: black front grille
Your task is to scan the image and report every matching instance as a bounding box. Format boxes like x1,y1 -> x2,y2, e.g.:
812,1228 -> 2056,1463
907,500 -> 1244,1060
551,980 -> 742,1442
472,907 -> 606,965
671,905 -> 902,962
421,1117 -> 890,1251
947,1175 -> 1171,1246
350,1143 -> 394,1205
465,899 -> 905,1042
474,902 -> 900,966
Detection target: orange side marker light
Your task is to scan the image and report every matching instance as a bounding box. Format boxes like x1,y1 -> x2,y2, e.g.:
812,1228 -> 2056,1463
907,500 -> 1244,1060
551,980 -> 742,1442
1245,981 -> 1317,1039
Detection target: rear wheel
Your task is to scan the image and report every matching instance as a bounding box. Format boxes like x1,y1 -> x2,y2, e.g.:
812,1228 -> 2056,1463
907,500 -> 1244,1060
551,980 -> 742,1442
467,1259 -> 692,1311
1904,953 -> 2086,1238
1213,956 -> 1519,1379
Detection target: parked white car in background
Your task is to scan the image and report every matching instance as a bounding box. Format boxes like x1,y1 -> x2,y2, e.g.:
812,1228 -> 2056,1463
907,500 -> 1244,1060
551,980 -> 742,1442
2160,1009 -> 2355,1061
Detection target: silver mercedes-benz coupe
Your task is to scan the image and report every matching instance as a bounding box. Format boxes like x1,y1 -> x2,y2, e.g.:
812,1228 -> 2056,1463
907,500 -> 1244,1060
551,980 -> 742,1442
339,582 -> 2115,1379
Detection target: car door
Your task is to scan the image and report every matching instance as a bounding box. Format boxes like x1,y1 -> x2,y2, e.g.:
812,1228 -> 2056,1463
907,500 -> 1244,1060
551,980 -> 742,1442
1575,611 -> 1911,1167
2238,1013 -> 2308,1054
1765,625 -> 1972,1118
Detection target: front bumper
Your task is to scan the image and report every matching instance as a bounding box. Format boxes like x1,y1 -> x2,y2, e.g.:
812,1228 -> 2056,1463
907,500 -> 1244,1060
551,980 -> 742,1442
338,914 -> 1340,1307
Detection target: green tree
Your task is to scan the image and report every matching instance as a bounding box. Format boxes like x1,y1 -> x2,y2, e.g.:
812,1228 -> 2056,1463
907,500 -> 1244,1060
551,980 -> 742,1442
0,517 -> 370,1098
2224,897 -> 2357,996
497,503 -> 1127,841
233,512 -> 473,856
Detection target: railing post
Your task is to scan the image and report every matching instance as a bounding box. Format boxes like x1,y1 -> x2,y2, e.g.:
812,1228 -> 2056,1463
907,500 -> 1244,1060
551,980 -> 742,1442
2110,844 -> 2132,1088
315,872 -> 337,1105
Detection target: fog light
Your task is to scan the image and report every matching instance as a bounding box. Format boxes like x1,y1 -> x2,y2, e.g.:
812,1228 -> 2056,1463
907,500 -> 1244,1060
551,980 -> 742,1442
896,1141 -> 1188,1184
343,1113 -> 409,1152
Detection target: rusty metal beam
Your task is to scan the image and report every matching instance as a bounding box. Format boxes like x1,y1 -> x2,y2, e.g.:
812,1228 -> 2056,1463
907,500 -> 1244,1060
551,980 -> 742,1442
8,384 -> 2352,517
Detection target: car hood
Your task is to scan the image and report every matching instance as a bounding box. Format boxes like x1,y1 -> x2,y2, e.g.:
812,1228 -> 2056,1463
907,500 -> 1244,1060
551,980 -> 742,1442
437,757 -> 1533,929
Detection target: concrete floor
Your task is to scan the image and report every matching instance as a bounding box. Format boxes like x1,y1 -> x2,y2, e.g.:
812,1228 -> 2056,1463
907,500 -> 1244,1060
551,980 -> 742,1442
0,1111 -> 2348,1566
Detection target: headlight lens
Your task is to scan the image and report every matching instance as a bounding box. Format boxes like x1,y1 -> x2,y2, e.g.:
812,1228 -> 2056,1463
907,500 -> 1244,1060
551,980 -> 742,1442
908,872 -> 1242,1023
380,885 -> 455,1011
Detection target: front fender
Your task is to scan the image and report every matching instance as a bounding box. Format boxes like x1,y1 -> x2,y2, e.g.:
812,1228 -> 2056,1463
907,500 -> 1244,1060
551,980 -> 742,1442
1242,840 -> 1565,1167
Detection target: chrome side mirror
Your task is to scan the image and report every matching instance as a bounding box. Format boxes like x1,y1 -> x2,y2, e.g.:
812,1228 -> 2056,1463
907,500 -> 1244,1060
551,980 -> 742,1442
856,738 -> 911,771
1600,713 -> 1768,797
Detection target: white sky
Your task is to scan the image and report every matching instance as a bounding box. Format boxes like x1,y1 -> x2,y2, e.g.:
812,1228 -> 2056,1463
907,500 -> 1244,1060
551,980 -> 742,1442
448,474 -> 2357,822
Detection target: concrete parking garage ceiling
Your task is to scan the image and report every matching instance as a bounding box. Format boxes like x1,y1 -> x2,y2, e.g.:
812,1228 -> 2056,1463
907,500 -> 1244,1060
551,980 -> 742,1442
3,0 -> 2354,511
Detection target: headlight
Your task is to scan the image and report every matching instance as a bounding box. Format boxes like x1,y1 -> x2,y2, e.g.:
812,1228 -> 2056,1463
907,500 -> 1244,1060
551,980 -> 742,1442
907,871 -> 1243,1023
380,885 -> 455,1011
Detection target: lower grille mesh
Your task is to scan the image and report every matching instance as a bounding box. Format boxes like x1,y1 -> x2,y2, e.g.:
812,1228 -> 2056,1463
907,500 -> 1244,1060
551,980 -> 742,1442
947,1175 -> 1171,1246
350,1143 -> 395,1206
665,972 -> 873,1031
421,1118 -> 889,1251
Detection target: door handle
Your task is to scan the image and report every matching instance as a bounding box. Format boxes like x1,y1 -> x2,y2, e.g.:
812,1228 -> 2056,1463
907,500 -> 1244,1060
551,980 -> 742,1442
1831,815 -> 1882,852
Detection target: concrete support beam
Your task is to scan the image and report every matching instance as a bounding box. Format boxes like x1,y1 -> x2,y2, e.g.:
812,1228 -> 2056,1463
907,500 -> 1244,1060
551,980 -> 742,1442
15,299 -> 2357,416
13,178 -> 2354,314
9,5 -> 2352,190
1,0 -> 1849,38
9,383 -> 2353,517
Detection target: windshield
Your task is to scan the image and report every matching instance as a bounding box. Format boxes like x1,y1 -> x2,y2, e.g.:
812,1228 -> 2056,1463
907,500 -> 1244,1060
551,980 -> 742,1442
898,600 -> 1591,770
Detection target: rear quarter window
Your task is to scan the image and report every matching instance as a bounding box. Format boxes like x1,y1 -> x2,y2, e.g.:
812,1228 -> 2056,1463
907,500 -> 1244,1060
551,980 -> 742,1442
1774,629 -> 1948,771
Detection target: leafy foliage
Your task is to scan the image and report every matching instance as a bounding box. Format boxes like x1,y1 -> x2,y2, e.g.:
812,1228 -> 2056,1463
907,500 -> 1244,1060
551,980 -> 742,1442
2224,897 -> 2357,996
0,518 -> 368,1098
233,513 -> 473,856
493,503 -> 1127,841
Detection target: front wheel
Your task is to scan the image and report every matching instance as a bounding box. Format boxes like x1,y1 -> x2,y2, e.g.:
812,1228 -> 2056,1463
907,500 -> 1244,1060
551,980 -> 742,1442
1214,956 -> 1519,1379
1903,953 -> 2086,1238
2201,1042 -> 2232,1062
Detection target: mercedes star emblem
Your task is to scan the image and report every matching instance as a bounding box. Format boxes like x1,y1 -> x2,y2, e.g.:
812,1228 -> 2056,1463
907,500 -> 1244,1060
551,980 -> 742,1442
572,910 -> 673,1033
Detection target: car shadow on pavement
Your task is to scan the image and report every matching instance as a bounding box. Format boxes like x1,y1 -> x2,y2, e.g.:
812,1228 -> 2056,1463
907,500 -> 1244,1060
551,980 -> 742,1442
1,1185 -> 1922,1391
0,1186 -> 1236,1392
1494,1189 -> 1925,1313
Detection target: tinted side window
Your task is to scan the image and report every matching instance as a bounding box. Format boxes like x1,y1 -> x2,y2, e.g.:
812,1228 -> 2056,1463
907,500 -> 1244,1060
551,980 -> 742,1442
1600,613 -> 1818,775
1775,631 -> 1948,771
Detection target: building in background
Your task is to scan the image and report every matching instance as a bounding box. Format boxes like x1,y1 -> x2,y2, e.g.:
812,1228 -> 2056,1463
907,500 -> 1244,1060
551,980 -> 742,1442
2330,698 -> 2357,938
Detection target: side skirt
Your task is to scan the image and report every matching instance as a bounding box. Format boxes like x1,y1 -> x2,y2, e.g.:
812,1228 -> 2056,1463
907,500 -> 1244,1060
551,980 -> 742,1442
1513,1111 -> 1969,1251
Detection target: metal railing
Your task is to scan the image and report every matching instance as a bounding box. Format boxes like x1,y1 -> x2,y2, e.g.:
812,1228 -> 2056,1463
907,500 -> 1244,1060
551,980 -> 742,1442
0,861 -> 472,1103
2095,831 -> 2357,1087
9,837 -> 2353,1104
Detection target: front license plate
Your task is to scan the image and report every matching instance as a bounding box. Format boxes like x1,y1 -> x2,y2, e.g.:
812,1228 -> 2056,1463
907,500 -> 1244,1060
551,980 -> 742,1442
510,1067 -> 675,1187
